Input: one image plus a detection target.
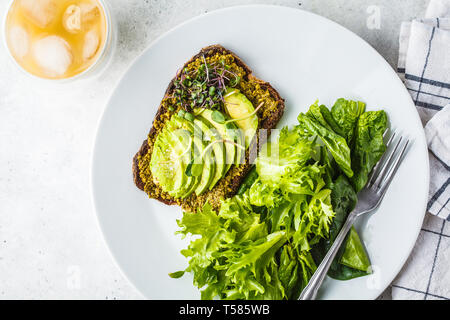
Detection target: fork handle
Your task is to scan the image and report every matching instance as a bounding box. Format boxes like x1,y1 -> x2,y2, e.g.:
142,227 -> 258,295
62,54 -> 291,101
299,212 -> 357,300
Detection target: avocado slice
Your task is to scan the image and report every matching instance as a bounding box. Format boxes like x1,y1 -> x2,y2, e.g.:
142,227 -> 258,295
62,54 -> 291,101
150,126 -> 193,198
194,116 -> 226,190
198,109 -> 236,174
168,116 -> 202,198
160,117 -> 196,198
167,128 -> 196,198
173,116 -> 216,196
191,123 -> 216,195
149,130 -> 186,195
232,121 -> 245,165
224,88 -> 258,147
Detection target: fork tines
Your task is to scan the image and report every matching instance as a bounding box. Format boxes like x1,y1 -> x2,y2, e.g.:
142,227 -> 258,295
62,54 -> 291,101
367,131 -> 410,194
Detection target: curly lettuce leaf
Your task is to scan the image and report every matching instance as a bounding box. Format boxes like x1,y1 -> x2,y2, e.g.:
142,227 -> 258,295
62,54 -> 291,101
291,189 -> 335,251
256,126 -> 316,185
255,126 -> 326,198
175,197 -> 292,300
248,179 -> 284,209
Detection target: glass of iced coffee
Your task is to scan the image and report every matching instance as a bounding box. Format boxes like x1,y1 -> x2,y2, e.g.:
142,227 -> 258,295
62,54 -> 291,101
4,0 -> 114,81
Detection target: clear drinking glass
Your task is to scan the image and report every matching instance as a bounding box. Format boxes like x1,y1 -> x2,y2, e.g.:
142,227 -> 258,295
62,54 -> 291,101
3,0 -> 117,82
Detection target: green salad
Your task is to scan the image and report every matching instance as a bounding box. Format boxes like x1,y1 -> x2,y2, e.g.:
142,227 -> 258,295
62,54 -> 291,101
170,98 -> 388,300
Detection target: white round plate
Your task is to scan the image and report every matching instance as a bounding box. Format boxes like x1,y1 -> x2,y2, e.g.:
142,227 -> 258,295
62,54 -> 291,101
92,5 -> 429,300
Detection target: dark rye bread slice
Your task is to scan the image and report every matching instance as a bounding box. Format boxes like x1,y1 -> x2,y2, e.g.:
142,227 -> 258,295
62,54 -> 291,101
133,44 -> 285,211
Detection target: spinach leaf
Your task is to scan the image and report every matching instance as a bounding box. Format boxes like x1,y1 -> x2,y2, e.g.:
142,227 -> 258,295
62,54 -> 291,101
319,104 -> 347,137
330,176 -> 371,278
340,227 -> 371,272
278,245 -> 302,300
351,111 -> 388,192
331,98 -> 366,145
237,166 -> 258,195
328,262 -> 369,280
330,175 -> 357,230
320,146 -> 336,187
306,101 -> 346,137
307,102 -> 332,130
311,175 -> 371,280
298,113 -> 354,178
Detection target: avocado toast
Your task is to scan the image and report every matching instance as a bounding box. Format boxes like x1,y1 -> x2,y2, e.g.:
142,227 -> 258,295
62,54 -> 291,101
133,45 -> 285,211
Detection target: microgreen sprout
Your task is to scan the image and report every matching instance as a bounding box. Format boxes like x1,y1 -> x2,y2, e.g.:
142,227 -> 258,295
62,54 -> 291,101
172,56 -> 241,111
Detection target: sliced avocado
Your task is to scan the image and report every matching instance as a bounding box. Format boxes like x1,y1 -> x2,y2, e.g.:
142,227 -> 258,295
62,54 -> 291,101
194,116 -> 226,190
168,116 -> 201,198
198,109 -> 236,174
232,122 -> 245,165
224,88 -> 258,147
167,128 -> 196,198
192,123 -> 216,195
149,130 -> 186,195
162,117 -> 196,198
150,126 -> 192,197
173,115 -> 215,196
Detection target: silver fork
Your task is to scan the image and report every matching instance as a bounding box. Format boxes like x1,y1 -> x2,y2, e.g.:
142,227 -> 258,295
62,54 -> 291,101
299,132 -> 410,300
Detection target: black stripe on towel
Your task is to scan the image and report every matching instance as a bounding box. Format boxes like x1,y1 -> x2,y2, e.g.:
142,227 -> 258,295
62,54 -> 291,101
427,178 -> 450,211
436,198 -> 450,217
430,150 -> 450,171
424,220 -> 446,300
407,88 -> 450,101
405,74 -> 450,90
415,101 -> 444,111
414,27 -> 436,105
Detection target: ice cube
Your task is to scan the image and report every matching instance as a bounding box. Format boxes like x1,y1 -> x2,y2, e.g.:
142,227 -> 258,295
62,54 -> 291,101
83,30 -> 100,60
7,25 -> 30,59
32,36 -> 73,77
63,5 -> 82,33
20,0 -> 57,28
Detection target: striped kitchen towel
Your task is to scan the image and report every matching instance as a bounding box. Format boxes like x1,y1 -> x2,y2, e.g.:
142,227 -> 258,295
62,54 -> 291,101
391,0 -> 450,300
398,0 -> 450,220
